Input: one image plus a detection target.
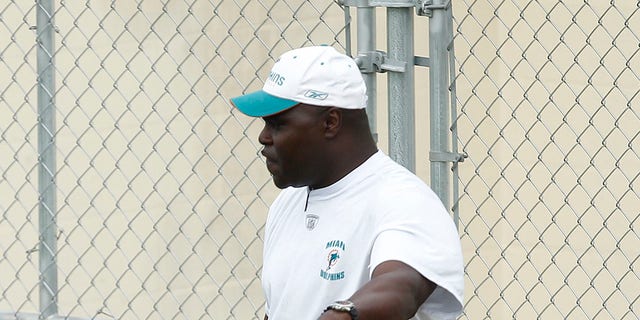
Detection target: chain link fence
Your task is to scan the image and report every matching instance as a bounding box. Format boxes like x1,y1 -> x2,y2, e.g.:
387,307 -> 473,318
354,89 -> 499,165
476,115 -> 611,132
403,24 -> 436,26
1,0 -> 638,319
454,1 -> 639,319
1,1 -> 347,319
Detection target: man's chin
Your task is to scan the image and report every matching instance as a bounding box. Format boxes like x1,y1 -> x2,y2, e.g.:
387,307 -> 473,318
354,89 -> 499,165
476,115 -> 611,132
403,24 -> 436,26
271,177 -> 304,189
271,176 -> 289,189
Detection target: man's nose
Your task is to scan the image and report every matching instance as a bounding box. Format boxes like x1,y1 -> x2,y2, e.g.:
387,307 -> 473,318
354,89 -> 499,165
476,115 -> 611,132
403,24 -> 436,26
258,125 -> 271,145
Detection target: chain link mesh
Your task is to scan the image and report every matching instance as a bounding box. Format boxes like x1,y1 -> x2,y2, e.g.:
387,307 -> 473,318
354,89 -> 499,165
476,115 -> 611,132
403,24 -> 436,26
454,1 -> 639,319
2,0 -> 638,319
1,1 -> 346,319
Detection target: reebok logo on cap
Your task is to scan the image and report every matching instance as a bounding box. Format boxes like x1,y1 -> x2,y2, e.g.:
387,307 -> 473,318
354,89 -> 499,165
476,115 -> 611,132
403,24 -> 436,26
304,90 -> 328,100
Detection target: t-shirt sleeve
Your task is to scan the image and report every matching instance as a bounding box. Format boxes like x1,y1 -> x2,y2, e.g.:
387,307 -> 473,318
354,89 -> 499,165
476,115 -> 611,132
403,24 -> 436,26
369,186 -> 464,320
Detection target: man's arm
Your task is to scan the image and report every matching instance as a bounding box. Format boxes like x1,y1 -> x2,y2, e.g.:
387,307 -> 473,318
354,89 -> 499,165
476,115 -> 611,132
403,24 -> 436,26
319,260 -> 436,320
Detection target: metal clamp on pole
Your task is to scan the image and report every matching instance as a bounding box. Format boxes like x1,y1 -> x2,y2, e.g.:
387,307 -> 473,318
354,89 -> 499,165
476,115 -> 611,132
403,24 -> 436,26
381,57 -> 406,73
355,50 -> 408,73
355,50 -> 385,73
416,0 -> 451,17
429,151 -> 467,163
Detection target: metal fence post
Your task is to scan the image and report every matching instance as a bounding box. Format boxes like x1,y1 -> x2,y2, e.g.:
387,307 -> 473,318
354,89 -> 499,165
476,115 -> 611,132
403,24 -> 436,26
444,3 -> 462,228
357,7 -> 378,141
387,6 -> 415,172
427,0 -> 450,208
35,0 -> 58,318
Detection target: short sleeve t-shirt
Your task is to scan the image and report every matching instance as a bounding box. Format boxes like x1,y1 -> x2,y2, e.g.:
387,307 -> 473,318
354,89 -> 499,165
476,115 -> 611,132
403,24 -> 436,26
262,150 -> 464,320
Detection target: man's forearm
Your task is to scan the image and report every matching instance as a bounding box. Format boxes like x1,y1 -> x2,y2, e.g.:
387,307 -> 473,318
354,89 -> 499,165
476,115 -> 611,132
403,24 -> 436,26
319,260 -> 436,320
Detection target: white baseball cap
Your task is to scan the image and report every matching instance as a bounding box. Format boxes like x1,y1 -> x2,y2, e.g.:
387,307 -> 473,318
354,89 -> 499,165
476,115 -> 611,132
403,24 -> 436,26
231,46 -> 367,117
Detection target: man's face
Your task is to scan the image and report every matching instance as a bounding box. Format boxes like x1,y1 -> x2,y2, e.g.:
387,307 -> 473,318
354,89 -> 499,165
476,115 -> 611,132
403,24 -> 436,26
258,104 -> 327,189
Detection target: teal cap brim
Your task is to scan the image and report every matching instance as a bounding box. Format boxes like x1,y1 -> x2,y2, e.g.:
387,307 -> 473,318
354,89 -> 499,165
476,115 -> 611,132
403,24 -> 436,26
230,90 -> 299,117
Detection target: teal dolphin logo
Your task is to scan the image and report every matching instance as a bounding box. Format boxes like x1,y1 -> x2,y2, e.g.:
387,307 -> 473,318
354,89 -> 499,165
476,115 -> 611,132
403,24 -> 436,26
327,249 -> 340,270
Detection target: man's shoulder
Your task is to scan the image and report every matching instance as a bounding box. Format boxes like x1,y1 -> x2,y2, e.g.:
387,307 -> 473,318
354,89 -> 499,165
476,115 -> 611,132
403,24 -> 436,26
365,156 -> 444,211
371,158 -> 429,193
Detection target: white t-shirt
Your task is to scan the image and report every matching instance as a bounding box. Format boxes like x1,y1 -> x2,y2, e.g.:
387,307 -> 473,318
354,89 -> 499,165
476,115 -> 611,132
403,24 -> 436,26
262,151 -> 464,320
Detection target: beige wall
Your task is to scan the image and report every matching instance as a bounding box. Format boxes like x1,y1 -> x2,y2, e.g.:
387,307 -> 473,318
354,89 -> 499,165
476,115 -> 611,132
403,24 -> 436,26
453,1 -> 639,319
1,1 -> 342,319
1,1 -> 638,319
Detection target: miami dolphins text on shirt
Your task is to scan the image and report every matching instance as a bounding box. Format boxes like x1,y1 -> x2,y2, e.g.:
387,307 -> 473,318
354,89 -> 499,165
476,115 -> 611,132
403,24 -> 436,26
320,239 -> 346,281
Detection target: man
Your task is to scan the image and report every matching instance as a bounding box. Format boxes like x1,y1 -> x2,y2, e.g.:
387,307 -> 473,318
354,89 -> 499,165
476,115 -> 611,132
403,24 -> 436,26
231,46 -> 463,320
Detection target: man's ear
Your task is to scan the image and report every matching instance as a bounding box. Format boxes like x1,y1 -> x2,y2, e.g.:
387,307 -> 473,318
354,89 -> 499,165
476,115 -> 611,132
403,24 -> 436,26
324,107 -> 342,139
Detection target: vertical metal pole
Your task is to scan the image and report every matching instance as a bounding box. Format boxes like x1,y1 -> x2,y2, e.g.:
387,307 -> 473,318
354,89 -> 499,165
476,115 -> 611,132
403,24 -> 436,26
387,7 -> 415,172
445,4 -> 461,228
429,0 -> 451,209
357,7 -> 378,141
36,0 -> 58,318
343,6 -> 352,57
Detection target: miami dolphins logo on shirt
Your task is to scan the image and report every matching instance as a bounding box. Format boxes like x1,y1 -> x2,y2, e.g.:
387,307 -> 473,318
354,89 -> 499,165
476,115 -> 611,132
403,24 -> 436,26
327,249 -> 340,270
320,240 -> 345,281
